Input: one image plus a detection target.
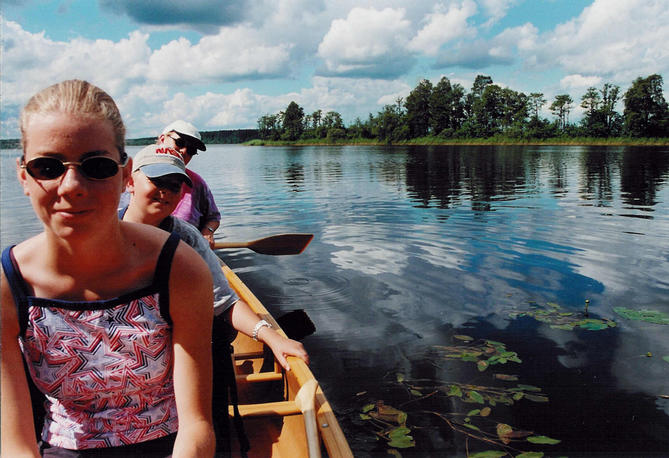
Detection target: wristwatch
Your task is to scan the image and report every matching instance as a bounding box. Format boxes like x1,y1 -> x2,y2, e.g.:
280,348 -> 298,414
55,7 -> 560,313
252,320 -> 272,341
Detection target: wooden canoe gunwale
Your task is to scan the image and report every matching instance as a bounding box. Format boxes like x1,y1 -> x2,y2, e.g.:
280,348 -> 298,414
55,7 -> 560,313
222,263 -> 353,458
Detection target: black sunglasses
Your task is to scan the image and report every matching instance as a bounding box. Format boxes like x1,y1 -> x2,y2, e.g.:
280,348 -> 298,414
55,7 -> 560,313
148,176 -> 185,193
21,154 -> 128,181
168,134 -> 198,156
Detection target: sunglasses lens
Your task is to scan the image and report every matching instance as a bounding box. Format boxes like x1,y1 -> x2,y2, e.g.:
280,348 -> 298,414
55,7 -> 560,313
24,156 -> 121,180
80,157 -> 119,179
174,137 -> 186,148
26,157 -> 66,179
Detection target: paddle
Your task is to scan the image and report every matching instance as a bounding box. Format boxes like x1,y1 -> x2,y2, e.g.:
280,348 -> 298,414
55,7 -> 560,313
213,233 -> 314,255
277,309 -> 316,341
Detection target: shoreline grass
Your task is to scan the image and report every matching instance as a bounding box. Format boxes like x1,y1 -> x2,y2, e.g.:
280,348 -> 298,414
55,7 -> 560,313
3,136 -> 667,150
244,136 -> 669,147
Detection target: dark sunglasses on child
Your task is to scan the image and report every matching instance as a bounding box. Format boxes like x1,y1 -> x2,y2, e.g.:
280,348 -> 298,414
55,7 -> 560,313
21,154 -> 128,181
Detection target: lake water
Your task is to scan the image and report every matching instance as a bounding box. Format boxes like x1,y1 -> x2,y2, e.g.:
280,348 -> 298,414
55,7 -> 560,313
2,145 -> 669,457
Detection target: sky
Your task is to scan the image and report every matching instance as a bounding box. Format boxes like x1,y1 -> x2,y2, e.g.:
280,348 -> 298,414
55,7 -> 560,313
2,0 -> 669,139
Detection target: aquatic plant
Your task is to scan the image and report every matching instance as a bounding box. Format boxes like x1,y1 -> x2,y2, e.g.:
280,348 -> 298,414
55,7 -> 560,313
613,307 -> 669,325
508,301 -> 616,331
433,336 -> 522,372
356,335 -> 560,457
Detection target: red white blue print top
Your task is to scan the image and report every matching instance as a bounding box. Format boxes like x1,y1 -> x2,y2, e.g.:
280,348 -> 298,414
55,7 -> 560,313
1,233 -> 181,450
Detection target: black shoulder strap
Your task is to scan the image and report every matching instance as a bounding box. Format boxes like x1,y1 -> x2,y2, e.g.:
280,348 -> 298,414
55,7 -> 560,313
155,232 -> 181,325
1,246 -> 30,337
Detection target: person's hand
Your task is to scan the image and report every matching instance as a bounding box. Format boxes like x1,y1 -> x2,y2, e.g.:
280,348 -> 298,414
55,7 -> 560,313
260,328 -> 310,371
201,230 -> 215,248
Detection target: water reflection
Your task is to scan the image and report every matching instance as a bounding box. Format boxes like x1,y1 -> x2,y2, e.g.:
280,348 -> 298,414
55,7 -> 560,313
2,144 -> 669,456
621,147 -> 669,207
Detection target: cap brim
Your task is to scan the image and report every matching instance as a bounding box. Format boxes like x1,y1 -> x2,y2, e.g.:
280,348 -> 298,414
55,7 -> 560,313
176,132 -> 206,151
140,164 -> 193,187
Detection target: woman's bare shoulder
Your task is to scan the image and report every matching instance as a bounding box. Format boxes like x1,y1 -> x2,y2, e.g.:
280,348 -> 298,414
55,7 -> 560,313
122,221 -> 210,279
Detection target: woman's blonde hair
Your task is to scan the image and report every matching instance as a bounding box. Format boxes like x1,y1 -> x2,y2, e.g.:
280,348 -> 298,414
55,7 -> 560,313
20,80 -> 126,158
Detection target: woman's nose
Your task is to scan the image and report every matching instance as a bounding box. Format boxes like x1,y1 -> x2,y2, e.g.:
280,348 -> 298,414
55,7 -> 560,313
57,165 -> 87,195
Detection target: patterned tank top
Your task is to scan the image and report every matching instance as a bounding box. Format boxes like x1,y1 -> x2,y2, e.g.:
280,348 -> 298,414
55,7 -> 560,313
1,233 -> 181,450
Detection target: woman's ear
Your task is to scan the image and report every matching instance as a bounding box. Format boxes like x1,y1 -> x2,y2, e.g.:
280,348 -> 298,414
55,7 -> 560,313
125,169 -> 136,194
16,157 -> 30,196
122,157 -> 133,187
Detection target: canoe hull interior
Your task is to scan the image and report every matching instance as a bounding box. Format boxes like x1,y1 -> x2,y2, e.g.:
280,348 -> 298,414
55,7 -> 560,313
222,263 -> 353,458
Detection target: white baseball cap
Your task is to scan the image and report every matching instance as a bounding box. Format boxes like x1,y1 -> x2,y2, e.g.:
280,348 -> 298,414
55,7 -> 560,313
133,144 -> 193,186
161,120 -> 206,151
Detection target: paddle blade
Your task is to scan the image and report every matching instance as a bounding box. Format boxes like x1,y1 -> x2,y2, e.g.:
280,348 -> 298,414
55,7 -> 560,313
277,309 -> 316,340
214,233 -> 314,255
249,233 -> 314,255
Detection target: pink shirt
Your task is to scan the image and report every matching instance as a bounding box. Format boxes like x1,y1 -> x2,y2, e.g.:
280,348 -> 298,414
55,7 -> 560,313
172,169 -> 221,230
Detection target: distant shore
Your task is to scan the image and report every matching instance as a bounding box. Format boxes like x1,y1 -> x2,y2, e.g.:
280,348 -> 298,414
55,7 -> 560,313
243,136 -> 669,147
2,136 -> 668,150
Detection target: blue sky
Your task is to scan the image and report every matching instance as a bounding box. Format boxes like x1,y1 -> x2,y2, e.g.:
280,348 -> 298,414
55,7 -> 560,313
2,0 -> 668,139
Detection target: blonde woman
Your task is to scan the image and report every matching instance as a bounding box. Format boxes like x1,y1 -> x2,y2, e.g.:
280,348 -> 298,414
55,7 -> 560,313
1,80 -> 215,457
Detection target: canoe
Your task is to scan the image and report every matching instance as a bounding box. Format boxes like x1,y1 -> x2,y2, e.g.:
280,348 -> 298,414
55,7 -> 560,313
221,262 -> 353,458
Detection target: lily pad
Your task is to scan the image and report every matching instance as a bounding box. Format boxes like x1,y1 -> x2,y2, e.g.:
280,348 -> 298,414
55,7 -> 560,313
434,340 -> 522,369
469,451 -> 507,458
447,384 -> 463,397
509,302 -> 616,331
494,373 -> 519,381
467,390 -> 485,404
496,423 -> 513,444
454,334 -> 474,341
387,426 -> 415,448
527,435 -> 561,444
516,384 -> 542,392
613,307 -> 669,325
523,394 -> 549,403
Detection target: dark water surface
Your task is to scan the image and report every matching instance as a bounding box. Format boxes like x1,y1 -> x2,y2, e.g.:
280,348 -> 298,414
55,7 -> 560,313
2,145 -> 669,456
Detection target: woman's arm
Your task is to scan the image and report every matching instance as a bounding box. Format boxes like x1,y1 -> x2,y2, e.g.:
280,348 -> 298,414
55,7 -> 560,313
169,242 -> 216,458
225,299 -> 309,371
1,272 -> 40,458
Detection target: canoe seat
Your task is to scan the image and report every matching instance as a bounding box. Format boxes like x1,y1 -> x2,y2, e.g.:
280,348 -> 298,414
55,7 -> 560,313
230,379 -> 322,458
235,371 -> 283,383
233,350 -> 265,360
230,400 -> 300,417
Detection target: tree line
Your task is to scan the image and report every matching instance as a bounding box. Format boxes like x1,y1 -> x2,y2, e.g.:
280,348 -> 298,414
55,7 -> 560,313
257,74 -> 669,143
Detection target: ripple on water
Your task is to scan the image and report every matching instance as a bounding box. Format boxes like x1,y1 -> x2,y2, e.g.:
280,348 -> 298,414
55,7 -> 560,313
261,271 -> 352,311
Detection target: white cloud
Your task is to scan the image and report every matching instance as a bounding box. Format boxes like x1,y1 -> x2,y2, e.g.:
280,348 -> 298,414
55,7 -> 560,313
317,7 -> 414,77
147,28 -> 293,83
560,74 -> 602,90
480,0 -> 521,27
1,20 -> 151,102
528,0 -> 669,82
494,22 -> 538,52
408,0 -> 477,56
